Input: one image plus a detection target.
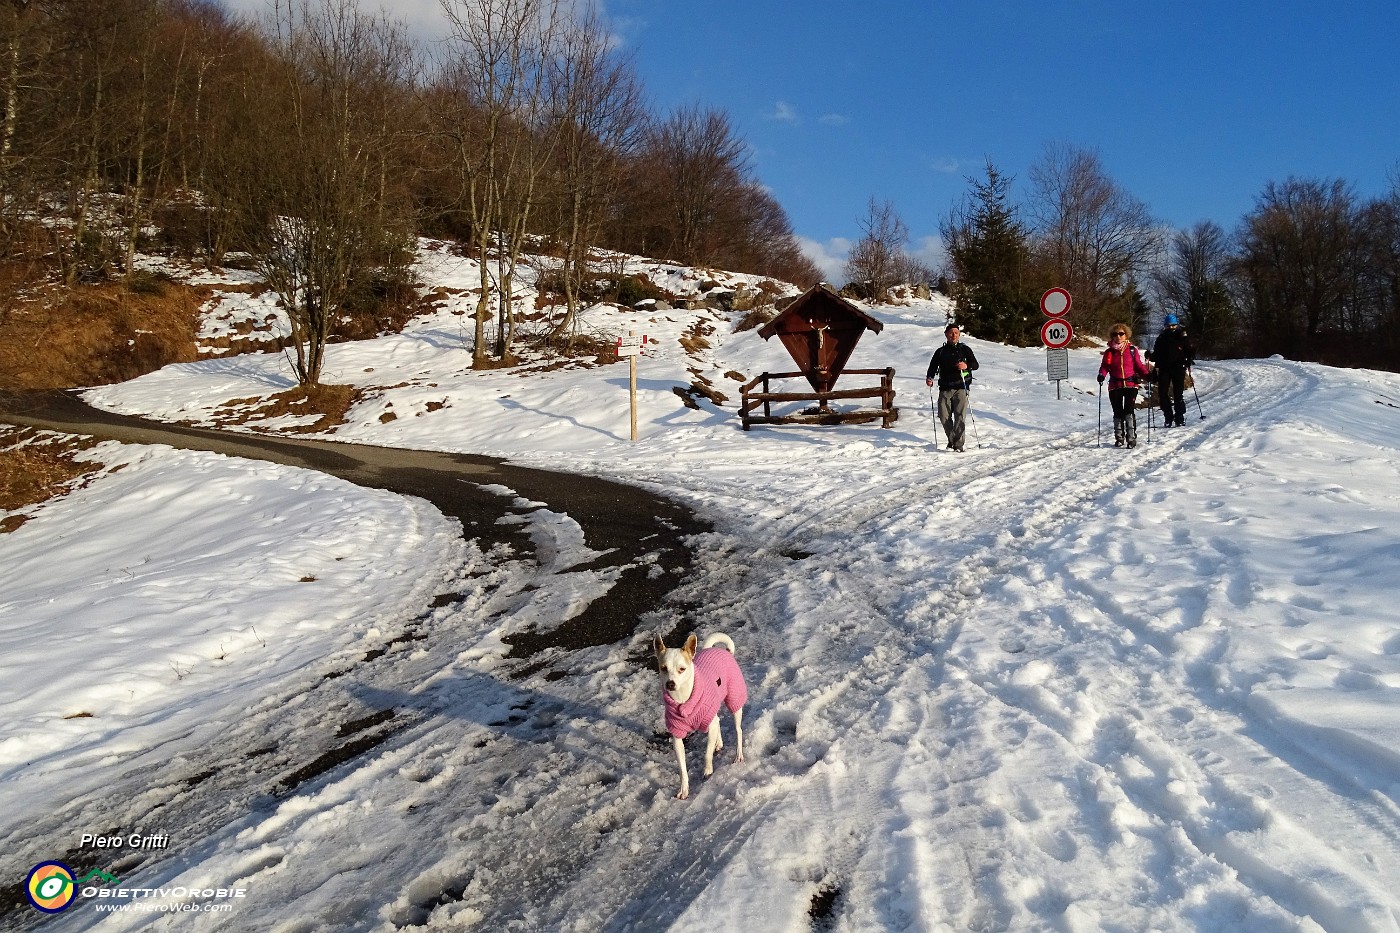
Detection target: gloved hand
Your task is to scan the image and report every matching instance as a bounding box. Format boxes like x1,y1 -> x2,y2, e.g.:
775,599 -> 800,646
1185,360 -> 1194,368
1096,374 -> 1105,384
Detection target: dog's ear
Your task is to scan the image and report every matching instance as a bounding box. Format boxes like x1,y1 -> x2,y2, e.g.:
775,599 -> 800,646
683,634 -> 698,658
652,634 -> 666,658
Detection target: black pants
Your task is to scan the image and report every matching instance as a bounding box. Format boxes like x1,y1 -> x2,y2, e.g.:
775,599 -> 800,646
1158,368 -> 1186,423
1109,387 -> 1138,446
1109,387 -> 1138,419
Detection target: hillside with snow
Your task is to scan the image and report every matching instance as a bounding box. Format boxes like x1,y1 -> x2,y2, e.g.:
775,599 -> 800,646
4,241 -> 1400,931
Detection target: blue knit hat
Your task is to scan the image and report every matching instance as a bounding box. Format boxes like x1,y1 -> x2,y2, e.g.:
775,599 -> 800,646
1164,313 -> 1179,326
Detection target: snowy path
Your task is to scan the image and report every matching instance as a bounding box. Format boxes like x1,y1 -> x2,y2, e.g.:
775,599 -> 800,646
25,357 -> 1400,932
637,358 -> 1399,932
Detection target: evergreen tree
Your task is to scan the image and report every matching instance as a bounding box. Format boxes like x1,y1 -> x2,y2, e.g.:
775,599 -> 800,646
940,160 -> 1039,344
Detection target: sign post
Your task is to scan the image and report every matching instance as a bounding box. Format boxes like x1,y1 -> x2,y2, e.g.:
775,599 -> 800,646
1040,289 -> 1073,399
616,331 -> 647,441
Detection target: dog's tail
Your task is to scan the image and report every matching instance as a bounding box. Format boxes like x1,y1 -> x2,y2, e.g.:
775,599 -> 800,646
703,633 -> 735,655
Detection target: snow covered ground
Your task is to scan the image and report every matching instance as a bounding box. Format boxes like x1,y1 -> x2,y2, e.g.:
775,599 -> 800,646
5,243 -> 1400,931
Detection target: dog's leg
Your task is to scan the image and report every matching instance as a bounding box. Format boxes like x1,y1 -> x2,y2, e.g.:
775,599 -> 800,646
673,736 -> 689,800
733,707 -> 745,763
704,717 -> 721,777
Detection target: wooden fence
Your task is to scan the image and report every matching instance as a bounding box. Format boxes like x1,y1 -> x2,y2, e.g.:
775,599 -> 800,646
739,368 -> 898,430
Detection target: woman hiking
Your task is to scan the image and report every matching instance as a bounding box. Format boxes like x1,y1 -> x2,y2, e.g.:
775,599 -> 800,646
1097,324 -> 1154,449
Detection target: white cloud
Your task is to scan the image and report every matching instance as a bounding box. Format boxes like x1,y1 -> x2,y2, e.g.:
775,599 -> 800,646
819,113 -> 849,126
797,235 -> 851,284
769,101 -> 799,124
912,235 -> 949,276
218,0 -> 586,51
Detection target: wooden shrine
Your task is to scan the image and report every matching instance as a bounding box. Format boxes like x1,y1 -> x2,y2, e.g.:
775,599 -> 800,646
741,284 -> 898,430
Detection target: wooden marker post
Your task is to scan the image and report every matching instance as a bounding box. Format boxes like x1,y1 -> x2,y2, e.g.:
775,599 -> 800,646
616,331 -> 647,441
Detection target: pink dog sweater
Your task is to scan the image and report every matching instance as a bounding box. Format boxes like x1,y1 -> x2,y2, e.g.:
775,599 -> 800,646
664,646 -> 747,739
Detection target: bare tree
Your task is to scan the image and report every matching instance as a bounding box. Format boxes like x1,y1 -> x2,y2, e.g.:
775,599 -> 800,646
1232,177 -> 1361,358
50,0 -> 142,282
844,197 -> 909,302
1153,220 -> 1237,352
725,180 -> 824,287
0,0 -> 61,255
1028,143 -> 1161,334
0,0 -> 36,164
438,0 -> 578,364
1363,171 -> 1400,357
544,2 -> 643,345
112,0 -> 172,274
242,0 -> 417,388
630,103 -> 750,266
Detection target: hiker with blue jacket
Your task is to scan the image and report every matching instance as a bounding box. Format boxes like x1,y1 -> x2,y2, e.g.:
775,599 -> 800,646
925,322 -> 979,452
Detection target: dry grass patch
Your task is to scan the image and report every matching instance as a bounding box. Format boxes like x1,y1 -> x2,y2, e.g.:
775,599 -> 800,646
0,426 -> 105,532
679,319 -> 715,354
214,383 -> 360,434
734,308 -> 776,332
0,269 -> 205,390
499,333 -> 616,373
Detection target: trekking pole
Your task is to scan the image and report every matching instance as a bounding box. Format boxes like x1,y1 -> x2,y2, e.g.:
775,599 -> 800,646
1096,385 -> 1103,447
1190,368 -> 1205,419
963,372 -> 981,448
929,386 -> 947,448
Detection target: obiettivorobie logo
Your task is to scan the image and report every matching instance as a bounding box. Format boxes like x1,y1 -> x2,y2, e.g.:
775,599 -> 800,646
25,859 -> 247,915
25,862 -> 123,913
26,862 -> 120,914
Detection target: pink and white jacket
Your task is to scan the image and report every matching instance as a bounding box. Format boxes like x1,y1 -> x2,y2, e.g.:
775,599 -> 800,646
1098,342 -> 1152,389
664,646 -> 747,738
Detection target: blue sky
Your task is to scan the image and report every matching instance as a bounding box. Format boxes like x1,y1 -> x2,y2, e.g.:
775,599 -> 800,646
604,0 -> 1400,278
226,0 -> 1400,280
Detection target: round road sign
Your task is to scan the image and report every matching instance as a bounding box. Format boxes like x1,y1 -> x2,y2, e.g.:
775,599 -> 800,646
1041,287 -> 1072,317
1041,317 -> 1073,349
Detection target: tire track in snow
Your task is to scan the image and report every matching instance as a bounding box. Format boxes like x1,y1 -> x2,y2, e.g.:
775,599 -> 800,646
24,360 -> 1394,932
924,360 -> 1400,931
617,359 -> 1398,930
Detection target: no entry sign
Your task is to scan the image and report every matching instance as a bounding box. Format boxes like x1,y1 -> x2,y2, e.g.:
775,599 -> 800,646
1041,287 -> 1072,317
1041,317 -> 1073,349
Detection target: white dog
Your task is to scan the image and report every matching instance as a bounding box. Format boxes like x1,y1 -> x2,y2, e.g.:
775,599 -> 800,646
653,632 -> 747,799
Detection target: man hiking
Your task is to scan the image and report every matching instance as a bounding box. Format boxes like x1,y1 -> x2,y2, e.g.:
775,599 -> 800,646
1146,313 -> 1196,427
925,322 -> 979,452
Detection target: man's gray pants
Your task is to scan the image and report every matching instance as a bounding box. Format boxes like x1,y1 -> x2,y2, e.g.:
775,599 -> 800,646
938,388 -> 968,450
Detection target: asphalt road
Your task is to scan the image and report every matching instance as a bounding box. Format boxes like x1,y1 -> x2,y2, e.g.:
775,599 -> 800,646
0,390 -> 709,668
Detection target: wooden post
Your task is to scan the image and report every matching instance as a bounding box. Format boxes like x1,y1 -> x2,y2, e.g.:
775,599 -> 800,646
629,350 -> 638,442
616,330 -> 646,442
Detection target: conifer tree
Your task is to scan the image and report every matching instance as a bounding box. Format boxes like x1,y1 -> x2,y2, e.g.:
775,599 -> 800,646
940,160 -> 1039,344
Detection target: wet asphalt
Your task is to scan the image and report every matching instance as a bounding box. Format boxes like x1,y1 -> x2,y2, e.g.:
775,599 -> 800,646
0,390 -> 709,672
